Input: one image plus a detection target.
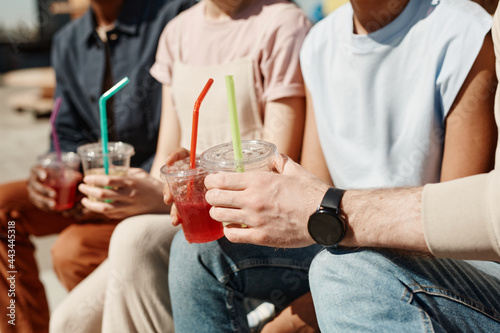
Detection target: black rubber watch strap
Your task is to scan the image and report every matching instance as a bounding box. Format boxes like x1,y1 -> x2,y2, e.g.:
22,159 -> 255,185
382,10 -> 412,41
321,188 -> 346,213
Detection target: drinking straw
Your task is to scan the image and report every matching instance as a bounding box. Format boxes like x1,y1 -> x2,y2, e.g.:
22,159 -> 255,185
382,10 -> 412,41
190,78 -> 214,169
98,77 -> 130,174
225,75 -> 244,172
49,97 -> 63,162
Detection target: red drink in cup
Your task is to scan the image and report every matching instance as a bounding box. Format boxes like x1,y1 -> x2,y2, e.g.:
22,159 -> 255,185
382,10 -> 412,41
37,152 -> 81,211
161,157 -> 224,243
175,201 -> 222,243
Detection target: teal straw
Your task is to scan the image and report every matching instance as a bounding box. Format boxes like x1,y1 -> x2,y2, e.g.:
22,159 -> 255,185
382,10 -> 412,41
225,75 -> 244,172
98,77 -> 130,174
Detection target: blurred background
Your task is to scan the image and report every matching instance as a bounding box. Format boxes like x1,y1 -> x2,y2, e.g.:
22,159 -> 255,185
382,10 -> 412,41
0,0 -> 497,315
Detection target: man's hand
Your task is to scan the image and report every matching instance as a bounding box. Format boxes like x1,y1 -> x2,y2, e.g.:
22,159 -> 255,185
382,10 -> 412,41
261,292 -> 319,333
27,165 -> 83,212
205,154 -> 329,248
79,168 -> 169,220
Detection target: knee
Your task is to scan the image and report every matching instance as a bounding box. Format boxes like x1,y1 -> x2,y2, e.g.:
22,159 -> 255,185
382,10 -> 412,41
310,248 -> 400,300
168,231 -> 204,286
50,304 -> 75,333
168,230 -> 190,273
169,231 -> 227,288
168,231 -> 199,297
50,300 -> 100,333
51,225 -> 85,270
0,181 -> 28,227
108,215 -> 176,259
51,225 -> 92,290
105,216 -> 179,280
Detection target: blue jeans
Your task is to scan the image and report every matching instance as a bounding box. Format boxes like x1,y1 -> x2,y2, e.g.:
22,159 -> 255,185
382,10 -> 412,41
310,248 -> 500,332
169,231 -> 321,332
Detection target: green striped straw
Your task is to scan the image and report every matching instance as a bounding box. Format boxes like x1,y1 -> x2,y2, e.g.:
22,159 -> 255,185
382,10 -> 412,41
225,75 -> 244,172
99,77 -> 130,174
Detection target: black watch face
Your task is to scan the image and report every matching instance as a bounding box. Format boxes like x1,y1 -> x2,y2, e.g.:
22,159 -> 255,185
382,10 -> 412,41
308,210 -> 344,246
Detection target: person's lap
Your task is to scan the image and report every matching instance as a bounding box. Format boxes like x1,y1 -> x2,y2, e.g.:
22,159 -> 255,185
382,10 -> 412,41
51,214 -> 179,333
309,248 -> 500,332
169,232 -> 321,333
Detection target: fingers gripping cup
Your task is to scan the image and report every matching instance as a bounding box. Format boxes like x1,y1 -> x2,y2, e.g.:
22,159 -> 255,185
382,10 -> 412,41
161,158 -> 224,243
77,142 -> 135,201
37,152 -> 81,211
200,140 -> 279,227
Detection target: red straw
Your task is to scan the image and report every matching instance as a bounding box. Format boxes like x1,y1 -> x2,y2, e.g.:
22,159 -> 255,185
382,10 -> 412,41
190,78 -> 214,169
49,97 -> 63,162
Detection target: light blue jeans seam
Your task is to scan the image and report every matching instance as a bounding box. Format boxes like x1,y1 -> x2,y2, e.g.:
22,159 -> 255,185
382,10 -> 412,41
401,284 -> 435,333
409,284 -> 500,324
218,258 -> 312,285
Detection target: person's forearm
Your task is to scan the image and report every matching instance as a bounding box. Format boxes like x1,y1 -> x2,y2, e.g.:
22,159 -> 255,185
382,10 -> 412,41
341,187 -> 429,253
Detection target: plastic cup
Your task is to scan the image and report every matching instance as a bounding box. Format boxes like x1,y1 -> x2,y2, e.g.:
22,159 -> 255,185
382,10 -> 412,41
200,140 -> 278,227
37,152 -> 81,211
77,142 -> 135,201
160,157 -> 224,244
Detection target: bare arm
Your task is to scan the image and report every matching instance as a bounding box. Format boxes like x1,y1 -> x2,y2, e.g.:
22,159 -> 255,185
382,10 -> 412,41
341,33 -> 497,253
340,187 -> 426,252
263,96 -> 306,161
440,32 -> 497,181
300,88 -> 333,184
150,85 -> 182,180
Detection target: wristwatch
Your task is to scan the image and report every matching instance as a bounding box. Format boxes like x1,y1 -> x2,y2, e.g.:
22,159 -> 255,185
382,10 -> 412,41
307,188 -> 347,247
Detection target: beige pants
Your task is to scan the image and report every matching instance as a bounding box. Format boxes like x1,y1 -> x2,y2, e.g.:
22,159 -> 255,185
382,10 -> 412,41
49,214 -> 179,333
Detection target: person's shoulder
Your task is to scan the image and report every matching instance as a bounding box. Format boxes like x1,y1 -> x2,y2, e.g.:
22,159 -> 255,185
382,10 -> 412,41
302,3 -> 349,52
262,1 -> 309,23
433,0 -> 491,26
51,10 -> 93,63
52,10 -> 90,46
259,0 -> 312,35
262,1 -> 307,17
158,0 -> 201,31
155,0 -> 199,25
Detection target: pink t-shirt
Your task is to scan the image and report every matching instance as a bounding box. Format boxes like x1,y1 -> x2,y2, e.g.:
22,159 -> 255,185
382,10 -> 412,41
150,0 -> 311,108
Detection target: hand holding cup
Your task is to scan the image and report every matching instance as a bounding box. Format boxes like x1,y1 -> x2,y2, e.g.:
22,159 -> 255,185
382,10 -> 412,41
27,152 -> 82,212
162,148 -> 190,226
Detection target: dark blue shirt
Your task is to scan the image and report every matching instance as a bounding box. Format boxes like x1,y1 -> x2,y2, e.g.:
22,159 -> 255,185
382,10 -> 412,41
50,0 -> 196,171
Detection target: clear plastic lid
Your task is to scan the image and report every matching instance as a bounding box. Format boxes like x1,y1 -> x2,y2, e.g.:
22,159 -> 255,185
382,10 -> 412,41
200,140 -> 278,172
159,157 -> 208,180
76,141 -> 135,159
37,152 -> 81,170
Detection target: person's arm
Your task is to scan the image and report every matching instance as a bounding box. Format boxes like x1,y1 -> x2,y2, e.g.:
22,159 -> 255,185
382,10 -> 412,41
204,154 -> 427,251
150,85 -> 182,180
440,32 -> 497,181
299,88 -> 332,184
263,96 -> 305,161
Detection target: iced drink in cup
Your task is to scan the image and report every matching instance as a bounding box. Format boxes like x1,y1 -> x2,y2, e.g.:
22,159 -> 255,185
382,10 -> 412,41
77,142 -> 135,201
160,157 -> 224,243
37,152 -> 81,211
200,140 -> 278,227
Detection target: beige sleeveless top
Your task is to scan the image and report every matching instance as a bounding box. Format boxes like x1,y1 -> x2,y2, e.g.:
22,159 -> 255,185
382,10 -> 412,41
171,15 -> 269,153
